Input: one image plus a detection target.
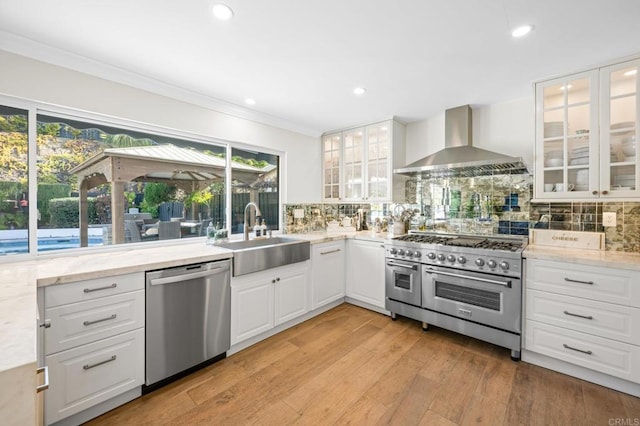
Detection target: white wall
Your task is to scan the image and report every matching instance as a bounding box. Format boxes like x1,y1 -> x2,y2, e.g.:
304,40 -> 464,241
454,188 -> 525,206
0,50 -> 321,203
404,98 -> 535,168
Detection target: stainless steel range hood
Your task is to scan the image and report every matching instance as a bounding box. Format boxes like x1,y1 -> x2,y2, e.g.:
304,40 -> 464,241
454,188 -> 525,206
394,105 -> 528,178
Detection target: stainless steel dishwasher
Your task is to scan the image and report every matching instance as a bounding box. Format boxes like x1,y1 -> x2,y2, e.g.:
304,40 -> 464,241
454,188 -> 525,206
144,259 -> 231,392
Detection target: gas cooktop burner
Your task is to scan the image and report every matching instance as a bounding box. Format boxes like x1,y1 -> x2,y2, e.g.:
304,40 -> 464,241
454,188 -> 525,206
392,233 -> 525,252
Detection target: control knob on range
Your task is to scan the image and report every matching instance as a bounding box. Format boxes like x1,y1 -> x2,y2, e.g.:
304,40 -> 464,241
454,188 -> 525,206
389,248 -> 397,255
427,252 -> 436,260
457,256 -> 467,264
405,250 -> 414,257
446,254 -> 456,263
437,253 -> 446,261
475,258 -> 485,267
487,259 -> 497,268
414,251 -> 422,258
499,261 -> 510,270
397,249 -> 405,256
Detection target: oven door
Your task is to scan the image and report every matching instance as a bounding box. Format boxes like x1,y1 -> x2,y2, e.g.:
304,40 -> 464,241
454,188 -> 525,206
422,265 -> 521,333
385,258 -> 421,306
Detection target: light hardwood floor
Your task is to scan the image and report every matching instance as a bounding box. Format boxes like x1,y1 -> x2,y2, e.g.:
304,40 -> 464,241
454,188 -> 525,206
86,304 -> 640,425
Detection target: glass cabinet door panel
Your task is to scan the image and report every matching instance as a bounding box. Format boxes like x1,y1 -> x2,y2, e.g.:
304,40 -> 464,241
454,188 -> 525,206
567,78 -> 591,105
610,96 -> 636,128
322,133 -> 341,200
543,109 -> 565,139
543,83 -> 566,109
611,66 -> 638,97
567,104 -> 590,135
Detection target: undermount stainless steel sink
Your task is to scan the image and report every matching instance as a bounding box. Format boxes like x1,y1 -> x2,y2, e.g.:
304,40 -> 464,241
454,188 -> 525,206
218,237 -> 310,276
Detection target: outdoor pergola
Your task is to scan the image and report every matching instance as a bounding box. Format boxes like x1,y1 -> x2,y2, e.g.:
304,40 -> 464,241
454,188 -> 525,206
70,144 -> 268,246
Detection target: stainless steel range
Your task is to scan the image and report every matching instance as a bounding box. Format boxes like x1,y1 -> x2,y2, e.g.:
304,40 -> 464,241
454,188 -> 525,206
385,232 -> 527,360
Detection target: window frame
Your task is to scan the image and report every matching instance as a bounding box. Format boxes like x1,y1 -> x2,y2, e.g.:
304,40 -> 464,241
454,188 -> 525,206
0,94 -> 284,260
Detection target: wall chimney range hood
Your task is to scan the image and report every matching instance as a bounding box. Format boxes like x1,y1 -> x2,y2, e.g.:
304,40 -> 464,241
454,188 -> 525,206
394,105 -> 528,178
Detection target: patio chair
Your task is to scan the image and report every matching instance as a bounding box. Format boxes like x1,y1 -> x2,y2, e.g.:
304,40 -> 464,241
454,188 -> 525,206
158,221 -> 181,240
124,220 -> 142,243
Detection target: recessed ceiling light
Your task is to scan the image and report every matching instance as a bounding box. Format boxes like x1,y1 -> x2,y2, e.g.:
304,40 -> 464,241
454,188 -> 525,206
245,98 -> 256,105
511,24 -> 533,38
624,69 -> 638,77
212,4 -> 233,20
353,87 -> 366,96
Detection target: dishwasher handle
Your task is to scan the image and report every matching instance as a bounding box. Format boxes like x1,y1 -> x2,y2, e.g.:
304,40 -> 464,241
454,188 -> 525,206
150,266 -> 227,286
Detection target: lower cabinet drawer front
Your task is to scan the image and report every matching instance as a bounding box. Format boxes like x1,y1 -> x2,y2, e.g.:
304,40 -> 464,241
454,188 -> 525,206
526,259 -> 640,307
45,272 -> 145,307
525,321 -> 640,383
526,289 -> 640,345
45,328 -> 144,425
45,290 -> 145,354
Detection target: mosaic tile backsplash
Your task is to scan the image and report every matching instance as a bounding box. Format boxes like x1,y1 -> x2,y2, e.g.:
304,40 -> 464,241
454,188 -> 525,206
284,172 -> 640,253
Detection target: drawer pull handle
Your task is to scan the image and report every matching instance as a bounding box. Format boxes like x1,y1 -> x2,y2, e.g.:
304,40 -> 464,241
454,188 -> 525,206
563,343 -> 593,355
36,366 -> 49,392
83,355 -> 117,370
563,310 -> 593,320
320,249 -> 341,255
84,283 -> 117,293
83,314 -> 117,326
563,277 -> 594,285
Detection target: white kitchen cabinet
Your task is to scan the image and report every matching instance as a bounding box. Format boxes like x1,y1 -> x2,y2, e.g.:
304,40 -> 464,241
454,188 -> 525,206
42,272 -> 145,425
534,57 -> 640,199
45,329 -> 144,424
346,239 -> 386,310
524,258 -> 640,384
231,261 -> 309,345
311,240 -> 345,309
321,120 -> 406,202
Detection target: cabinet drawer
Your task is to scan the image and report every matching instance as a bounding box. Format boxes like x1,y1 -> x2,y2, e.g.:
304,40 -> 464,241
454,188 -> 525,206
45,328 -> 144,425
45,272 -> 144,307
45,290 -> 144,354
525,321 -> 640,383
526,289 -> 640,345
526,259 -> 640,307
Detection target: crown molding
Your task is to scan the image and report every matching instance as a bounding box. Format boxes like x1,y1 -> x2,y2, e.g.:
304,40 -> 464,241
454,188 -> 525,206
0,30 -> 322,138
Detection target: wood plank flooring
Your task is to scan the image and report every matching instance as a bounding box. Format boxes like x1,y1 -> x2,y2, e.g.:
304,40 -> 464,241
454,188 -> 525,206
86,304 -> 640,425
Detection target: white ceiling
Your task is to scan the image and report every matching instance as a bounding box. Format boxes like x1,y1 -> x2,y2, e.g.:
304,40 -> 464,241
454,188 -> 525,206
1,0 -> 640,136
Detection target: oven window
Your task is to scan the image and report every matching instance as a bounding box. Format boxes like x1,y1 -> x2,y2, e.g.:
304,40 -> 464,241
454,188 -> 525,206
435,281 -> 501,311
395,273 -> 412,290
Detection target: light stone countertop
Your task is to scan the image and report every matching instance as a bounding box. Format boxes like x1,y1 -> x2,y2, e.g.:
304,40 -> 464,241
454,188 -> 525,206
0,230 -> 389,378
523,245 -> 640,271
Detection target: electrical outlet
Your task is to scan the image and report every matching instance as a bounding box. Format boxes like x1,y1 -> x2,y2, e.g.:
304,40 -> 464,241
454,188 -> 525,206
603,212 -> 616,227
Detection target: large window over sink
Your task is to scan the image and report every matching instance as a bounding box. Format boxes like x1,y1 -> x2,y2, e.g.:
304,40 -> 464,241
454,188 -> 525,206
0,101 -> 281,256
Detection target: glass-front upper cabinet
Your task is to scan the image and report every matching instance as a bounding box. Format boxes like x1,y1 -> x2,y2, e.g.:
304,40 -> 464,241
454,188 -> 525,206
322,132 -> 341,200
600,59 -> 639,197
534,57 -> 640,199
535,70 -> 599,199
321,119 -> 405,202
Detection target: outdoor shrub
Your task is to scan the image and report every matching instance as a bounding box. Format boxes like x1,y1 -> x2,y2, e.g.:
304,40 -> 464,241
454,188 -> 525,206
48,197 -> 99,228
37,183 -> 71,225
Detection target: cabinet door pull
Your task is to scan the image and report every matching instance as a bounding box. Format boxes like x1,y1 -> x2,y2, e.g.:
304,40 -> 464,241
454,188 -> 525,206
564,277 -> 594,285
320,249 -> 341,255
83,283 -> 117,293
563,310 -> 593,320
83,314 -> 117,326
83,355 -> 117,370
36,366 -> 49,392
562,343 -> 592,355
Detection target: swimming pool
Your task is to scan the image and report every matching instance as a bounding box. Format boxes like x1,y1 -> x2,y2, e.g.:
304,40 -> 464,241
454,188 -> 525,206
0,236 -> 104,255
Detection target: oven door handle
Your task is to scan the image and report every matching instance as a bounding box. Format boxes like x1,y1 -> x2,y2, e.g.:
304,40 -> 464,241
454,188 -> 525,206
424,267 -> 512,288
386,261 -> 418,271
